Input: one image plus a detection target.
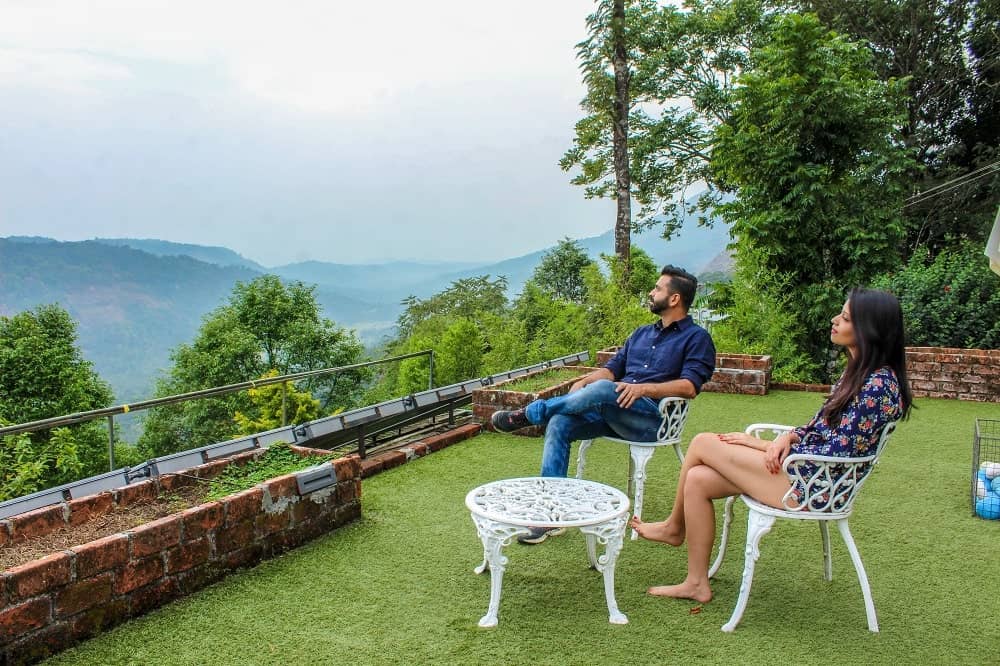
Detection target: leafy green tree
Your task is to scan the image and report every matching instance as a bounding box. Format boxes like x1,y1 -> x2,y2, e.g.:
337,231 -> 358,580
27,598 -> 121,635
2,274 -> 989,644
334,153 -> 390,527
140,276 -> 365,457
434,319 -> 486,386
530,238 -> 595,303
712,13 -> 914,375
233,370 -> 322,436
0,305 -> 116,494
802,0 -> 1000,257
396,276 -> 508,339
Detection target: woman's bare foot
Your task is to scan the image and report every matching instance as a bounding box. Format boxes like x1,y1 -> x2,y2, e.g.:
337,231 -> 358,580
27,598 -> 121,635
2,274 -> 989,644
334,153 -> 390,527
629,516 -> 684,546
647,580 -> 713,604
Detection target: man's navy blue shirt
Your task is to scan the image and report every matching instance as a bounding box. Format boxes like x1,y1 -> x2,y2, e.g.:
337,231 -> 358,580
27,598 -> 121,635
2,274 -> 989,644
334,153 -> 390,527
603,315 -> 716,393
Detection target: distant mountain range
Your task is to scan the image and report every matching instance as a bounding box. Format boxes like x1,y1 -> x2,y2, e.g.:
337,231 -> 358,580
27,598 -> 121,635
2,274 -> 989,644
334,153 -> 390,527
0,220 -> 729,405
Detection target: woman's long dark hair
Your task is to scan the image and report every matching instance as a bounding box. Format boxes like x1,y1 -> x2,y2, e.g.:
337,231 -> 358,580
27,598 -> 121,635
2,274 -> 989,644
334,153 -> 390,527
822,288 -> 913,424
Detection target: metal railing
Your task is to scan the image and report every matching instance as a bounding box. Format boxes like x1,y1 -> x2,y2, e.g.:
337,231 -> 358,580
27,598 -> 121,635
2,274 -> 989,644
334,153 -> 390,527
0,350 -> 435,471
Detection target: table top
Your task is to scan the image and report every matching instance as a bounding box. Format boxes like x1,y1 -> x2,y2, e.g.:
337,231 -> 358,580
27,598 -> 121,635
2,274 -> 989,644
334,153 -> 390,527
465,477 -> 630,528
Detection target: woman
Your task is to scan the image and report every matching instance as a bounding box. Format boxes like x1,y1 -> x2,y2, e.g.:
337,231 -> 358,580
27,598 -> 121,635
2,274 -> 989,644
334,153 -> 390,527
630,288 -> 912,604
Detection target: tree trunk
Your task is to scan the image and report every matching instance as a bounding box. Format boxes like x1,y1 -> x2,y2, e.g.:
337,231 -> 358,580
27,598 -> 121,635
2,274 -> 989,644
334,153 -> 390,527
611,0 -> 631,283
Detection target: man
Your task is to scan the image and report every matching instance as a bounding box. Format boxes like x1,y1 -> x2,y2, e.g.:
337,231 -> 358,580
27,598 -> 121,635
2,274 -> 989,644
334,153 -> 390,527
491,265 -> 716,544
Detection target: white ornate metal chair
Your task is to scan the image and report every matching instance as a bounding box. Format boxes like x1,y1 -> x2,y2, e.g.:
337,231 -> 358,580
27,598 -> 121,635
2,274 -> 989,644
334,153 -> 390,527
708,420 -> 897,633
575,397 -> 690,540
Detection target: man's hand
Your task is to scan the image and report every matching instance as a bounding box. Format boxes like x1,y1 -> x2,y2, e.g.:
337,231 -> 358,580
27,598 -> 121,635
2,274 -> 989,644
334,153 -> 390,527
613,382 -> 646,409
569,380 -> 587,393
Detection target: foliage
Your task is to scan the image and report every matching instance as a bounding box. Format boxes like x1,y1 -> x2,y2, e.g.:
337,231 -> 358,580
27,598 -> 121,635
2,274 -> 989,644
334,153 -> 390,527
233,370 -> 322,436
396,276 -> 508,339
140,276 -> 365,458
802,0 -> 1000,258
873,242 -> 1000,349
530,238 -> 595,303
582,258 -> 655,348
204,442 -> 331,501
706,255 -> 821,381
0,304 -> 116,492
712,13 -> 914,375
494,368 -> 589,393
562,0 -> 779,236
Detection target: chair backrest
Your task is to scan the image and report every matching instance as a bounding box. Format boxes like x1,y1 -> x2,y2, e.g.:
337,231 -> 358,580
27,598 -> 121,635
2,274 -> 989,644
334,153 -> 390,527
656,397 -> 690,444
780,420 -> 898,513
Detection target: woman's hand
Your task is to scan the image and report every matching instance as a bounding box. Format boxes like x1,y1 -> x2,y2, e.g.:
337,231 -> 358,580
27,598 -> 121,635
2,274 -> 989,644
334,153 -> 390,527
764,434 -> 793,474
717,432 -> 767,450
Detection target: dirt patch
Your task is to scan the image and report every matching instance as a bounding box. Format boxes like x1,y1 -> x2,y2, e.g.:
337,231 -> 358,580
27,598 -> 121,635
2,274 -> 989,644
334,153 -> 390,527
0,483 -> 207,571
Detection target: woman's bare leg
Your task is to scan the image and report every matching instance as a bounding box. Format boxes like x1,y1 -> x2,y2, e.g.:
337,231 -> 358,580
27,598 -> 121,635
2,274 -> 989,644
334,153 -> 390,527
647,464 -> 737,602
635,432 -> 794,601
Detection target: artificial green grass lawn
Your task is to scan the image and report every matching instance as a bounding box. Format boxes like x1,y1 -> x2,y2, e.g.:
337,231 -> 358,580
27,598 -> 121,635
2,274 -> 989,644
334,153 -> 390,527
47,392 -> 1000,665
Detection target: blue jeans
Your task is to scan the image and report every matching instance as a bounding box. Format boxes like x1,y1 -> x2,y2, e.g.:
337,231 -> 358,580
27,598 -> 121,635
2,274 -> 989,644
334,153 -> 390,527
524,380 -> 662,477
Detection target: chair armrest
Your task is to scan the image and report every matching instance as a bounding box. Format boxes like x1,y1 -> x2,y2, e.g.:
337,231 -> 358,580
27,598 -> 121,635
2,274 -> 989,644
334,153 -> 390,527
655,397 -> 690,444
744,423 -> 794,438
780,452 -> 879,512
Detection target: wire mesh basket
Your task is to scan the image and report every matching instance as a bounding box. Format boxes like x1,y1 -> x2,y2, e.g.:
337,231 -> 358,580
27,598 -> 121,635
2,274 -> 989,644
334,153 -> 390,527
973,419 -> 1000,519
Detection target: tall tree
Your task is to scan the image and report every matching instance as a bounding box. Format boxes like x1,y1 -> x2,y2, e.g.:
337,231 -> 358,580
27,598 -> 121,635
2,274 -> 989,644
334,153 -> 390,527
712,13 -> 914,374
563,0 -> 779,245
0,305 -> 116,496
140,276 -> 365,457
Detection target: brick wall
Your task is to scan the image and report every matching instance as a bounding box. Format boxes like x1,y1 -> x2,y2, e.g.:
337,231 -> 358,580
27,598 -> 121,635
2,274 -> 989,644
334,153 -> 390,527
472,366 -> 596,437
0,424 -> 481,664
905,346 -> 1000,402
703,354 -> 772,396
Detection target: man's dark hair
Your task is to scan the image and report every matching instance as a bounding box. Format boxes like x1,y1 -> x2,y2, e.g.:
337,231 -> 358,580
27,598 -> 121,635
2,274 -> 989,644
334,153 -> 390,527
660,265 -> 698,310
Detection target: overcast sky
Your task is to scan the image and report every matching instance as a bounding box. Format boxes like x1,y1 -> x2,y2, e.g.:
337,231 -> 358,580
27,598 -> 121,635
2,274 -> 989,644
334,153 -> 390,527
0,0 -> 632,266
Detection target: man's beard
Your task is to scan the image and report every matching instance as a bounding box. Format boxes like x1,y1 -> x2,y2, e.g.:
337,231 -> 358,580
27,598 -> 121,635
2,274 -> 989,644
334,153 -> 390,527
648,296 -> 668,314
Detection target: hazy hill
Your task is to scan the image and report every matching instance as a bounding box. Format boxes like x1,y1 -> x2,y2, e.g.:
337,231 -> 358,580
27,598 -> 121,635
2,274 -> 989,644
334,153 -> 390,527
92,238 -> 267,271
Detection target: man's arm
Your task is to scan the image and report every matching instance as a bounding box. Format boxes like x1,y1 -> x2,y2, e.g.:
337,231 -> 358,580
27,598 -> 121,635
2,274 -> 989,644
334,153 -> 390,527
612,378 -> 696,409
569,367 -> 616,393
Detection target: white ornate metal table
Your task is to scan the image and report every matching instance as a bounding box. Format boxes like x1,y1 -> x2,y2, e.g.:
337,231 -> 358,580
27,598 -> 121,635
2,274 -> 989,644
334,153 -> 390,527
465,476 -> 630,627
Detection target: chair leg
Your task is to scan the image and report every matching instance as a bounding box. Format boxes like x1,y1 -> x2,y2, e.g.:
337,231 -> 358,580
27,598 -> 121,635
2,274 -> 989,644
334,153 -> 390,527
820,521 -> 832,581
576,439 -> 594,480
836,519 -> 879,632
708,495 -> 737,578
672,441 -> 685,463
721,508 -> 775,633
627,445 -> 655,540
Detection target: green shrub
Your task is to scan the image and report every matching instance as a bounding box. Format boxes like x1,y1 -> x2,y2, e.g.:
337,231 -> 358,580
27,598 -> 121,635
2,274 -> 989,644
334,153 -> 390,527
874,242 -> 1000,349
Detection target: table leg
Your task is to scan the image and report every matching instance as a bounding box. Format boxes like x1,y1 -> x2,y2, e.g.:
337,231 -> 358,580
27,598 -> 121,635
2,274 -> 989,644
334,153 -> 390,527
470,515 -> 530,628
627,445 -> 655,541
580,517 -> 628,625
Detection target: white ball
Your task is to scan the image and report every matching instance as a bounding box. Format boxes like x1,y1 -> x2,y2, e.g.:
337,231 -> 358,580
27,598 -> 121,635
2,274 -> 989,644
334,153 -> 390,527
977,478 -> 988,499
981,461 -> 1000,479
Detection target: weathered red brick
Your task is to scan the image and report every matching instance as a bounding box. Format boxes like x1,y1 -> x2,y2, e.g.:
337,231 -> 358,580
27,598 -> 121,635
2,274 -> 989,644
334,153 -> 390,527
291,498 -> 324,525
223,543 -> 266,571
215,519 -> 254,554
265,473 -> 299,500
222,488 -> 263,526
333,455 -> 361,481
254,511 -> 289,538
9,504 -> 67,542
0,520 -> 9,548
68,492 -> 114,527
55,572 -> 113,618
359,458 -> 384,478
69,598 -> 128,640
336,480 -> 358,505
379,450 -> 406,470
165,537 -> 212,574
157,473 -> 194,493
129,514 -> 181,559
194,459 -> 230,479
176,563 -> 225,594
181,502 -> 224,540
0,598 -> 50,643
114,480 -> 157,507
71,534 -> 129,578
4,621 -> 72,663
7,552 -> 72,601
129,577 -> 180,618
114,557 -> 164,595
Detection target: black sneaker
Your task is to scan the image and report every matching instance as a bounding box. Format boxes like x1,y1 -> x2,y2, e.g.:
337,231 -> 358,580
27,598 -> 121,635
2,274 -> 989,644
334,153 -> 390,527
517,526 -> 566,545
491,409 -> 531,432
